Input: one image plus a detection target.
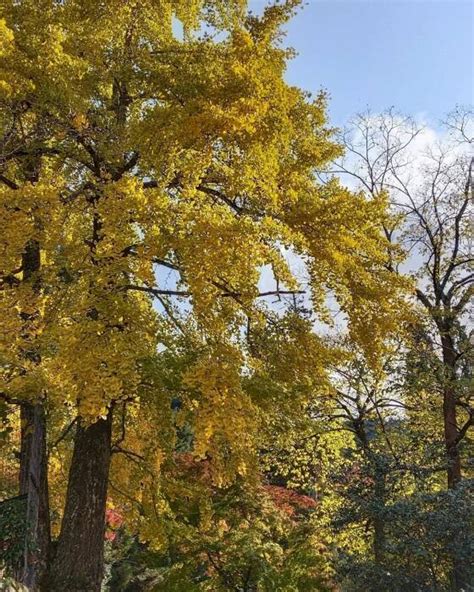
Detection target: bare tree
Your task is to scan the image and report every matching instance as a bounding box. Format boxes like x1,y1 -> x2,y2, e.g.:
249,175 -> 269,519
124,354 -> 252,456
331,106 -> 473,490
330,107 -> 474,590
330,107 -> 473,590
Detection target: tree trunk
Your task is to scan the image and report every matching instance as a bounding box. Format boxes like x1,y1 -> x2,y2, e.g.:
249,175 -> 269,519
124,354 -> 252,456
440,333 -> 461,489
17,403 -> 51,591
354,423 -> 387,571
16,239 -> 51,590
48,411 -> 113,592
440,334 -> 472,591
443,384 -> 461,490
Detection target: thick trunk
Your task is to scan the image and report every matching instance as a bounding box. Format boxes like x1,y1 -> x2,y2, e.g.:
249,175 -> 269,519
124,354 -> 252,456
18,403 -> 51,591
48,411 -> 113,592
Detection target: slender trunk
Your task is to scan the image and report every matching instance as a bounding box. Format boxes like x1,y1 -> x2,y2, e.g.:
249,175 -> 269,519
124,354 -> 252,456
443,383 -> 461,490
18,403 -> 51,591
440,334 -> 471,591
354,422 -> 387,570
440,333 -> 461,489
48,411 -> 113,592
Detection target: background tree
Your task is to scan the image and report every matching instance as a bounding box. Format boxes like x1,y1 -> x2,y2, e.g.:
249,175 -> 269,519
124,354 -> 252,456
319,109 -> 473,590
321,342 -> 472,591
331,107 -> 473,494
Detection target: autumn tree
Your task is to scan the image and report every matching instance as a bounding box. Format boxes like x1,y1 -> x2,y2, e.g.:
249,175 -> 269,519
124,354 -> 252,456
0,2 -> 406,590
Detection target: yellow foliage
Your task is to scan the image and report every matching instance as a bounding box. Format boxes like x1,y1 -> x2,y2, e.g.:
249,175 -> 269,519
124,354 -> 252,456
0,0 -> 409,547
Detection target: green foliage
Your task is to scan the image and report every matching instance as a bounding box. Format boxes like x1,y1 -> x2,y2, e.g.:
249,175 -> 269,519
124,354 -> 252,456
105,479 -> 332,591
0,496 -> 26,575
335,481 -> 474,591
0,574 -> 28,592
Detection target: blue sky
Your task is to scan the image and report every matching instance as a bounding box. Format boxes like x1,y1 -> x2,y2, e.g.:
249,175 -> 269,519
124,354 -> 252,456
251,0 -> 473,127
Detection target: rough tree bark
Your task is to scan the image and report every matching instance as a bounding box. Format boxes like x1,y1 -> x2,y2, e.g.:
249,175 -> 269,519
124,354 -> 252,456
48,411 -> 113,592
17,239 -> 51,591
18,403 -> 50,591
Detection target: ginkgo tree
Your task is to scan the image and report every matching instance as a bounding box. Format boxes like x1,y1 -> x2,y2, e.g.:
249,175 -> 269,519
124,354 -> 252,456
0,1 -> 407,590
